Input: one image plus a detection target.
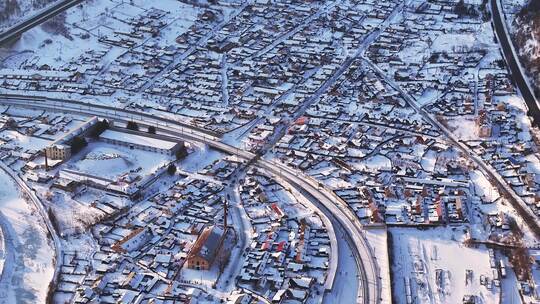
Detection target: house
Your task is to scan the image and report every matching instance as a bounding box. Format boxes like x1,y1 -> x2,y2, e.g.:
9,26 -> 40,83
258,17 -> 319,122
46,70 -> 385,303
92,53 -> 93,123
111,227 -> 151,253
186,225 -> 226,270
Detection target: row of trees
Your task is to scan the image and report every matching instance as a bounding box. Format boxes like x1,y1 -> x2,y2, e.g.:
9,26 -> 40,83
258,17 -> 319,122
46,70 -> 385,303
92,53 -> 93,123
518,0 -> 540,17
70,136 -> 87,153
454,0 -> 479,17
515,0 -> 540,99
127,120 -> 157,134
89,119 -> 109,137
71,119 -> 110,153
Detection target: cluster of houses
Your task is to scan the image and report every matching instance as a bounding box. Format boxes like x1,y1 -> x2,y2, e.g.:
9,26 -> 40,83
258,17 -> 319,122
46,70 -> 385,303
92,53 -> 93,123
0,107 -> 82,169
365,0 -> 540,226
1,0 -> 540,301
0,108 -> 236,303
469,97 -> 540,219
39,134 -> 252,302
258,58 -> 477,227
237,171 -> 330,303
54,175 -> 231,303
0,0 -> 406,136
250,0 -> 540,246
95,7 -> 196,92
0,109 -> 194,302
55,247 -> 202,304
200,156 -> 242,181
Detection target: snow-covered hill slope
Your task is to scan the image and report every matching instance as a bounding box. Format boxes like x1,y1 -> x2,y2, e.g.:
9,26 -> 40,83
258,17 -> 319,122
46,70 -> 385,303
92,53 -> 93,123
0,0 -> 61,31
512,0 -> 540,96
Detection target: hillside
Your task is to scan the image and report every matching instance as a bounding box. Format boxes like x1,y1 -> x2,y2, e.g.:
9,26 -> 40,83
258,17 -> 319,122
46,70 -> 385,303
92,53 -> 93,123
513,0 -> 540,97
0,0 -> 60,31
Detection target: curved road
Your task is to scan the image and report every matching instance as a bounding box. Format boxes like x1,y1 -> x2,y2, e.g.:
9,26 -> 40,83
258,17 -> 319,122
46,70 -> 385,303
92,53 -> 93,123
258,161 -> 380,303
0,95 -> 381,304
490,0 -> 540,120
1,1 -> 536,300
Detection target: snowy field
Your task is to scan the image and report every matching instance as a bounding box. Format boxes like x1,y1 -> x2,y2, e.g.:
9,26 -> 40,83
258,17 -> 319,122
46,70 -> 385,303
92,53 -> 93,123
0,169 -> 54,303
67,141 -> 172,181
364,228 -> 392,304
390,227 -> 499,304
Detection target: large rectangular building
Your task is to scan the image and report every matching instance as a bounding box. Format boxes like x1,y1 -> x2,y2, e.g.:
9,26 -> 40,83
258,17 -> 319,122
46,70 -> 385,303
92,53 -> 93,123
99,129 -> 183,156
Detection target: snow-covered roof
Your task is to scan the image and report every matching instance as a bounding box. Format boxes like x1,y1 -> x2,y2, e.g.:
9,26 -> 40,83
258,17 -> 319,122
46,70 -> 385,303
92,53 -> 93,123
99,129 -> 178,150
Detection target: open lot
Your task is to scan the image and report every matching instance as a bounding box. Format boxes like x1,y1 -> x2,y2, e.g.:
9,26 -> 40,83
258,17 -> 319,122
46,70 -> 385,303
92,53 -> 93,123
390,227 -> 499,304
67,141 -> 173,181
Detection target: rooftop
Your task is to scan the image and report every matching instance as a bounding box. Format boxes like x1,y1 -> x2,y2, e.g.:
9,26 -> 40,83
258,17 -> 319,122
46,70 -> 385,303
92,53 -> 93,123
99,129 -> 179,150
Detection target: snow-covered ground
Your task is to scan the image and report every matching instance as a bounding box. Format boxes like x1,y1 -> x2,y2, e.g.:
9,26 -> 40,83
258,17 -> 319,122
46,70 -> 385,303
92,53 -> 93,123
446,117 -> 479,141
390,227 -> 499,304
0,168 -> 54,303
322,227 -> 359,304
469,169 -> 540,247
179,143 -> 224,173
0,130 -> 52,151
67,141 -> 172,180
364,227 -> 392,304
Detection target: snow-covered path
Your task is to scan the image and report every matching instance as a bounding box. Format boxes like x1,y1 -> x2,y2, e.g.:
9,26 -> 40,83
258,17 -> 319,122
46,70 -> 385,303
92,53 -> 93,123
0,169 -> 54,304
215,184 -> 252,293
0,211 -> 16,302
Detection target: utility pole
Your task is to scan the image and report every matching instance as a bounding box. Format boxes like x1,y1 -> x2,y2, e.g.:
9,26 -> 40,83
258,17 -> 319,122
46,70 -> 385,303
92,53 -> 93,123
44,149 -> 49,171
223,198 -> 228,229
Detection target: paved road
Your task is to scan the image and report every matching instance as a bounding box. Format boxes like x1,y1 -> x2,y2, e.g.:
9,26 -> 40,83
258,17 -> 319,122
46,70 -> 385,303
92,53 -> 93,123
490,0 -> 540,120
0,0 -> 83,46
0,95 -> 381,304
